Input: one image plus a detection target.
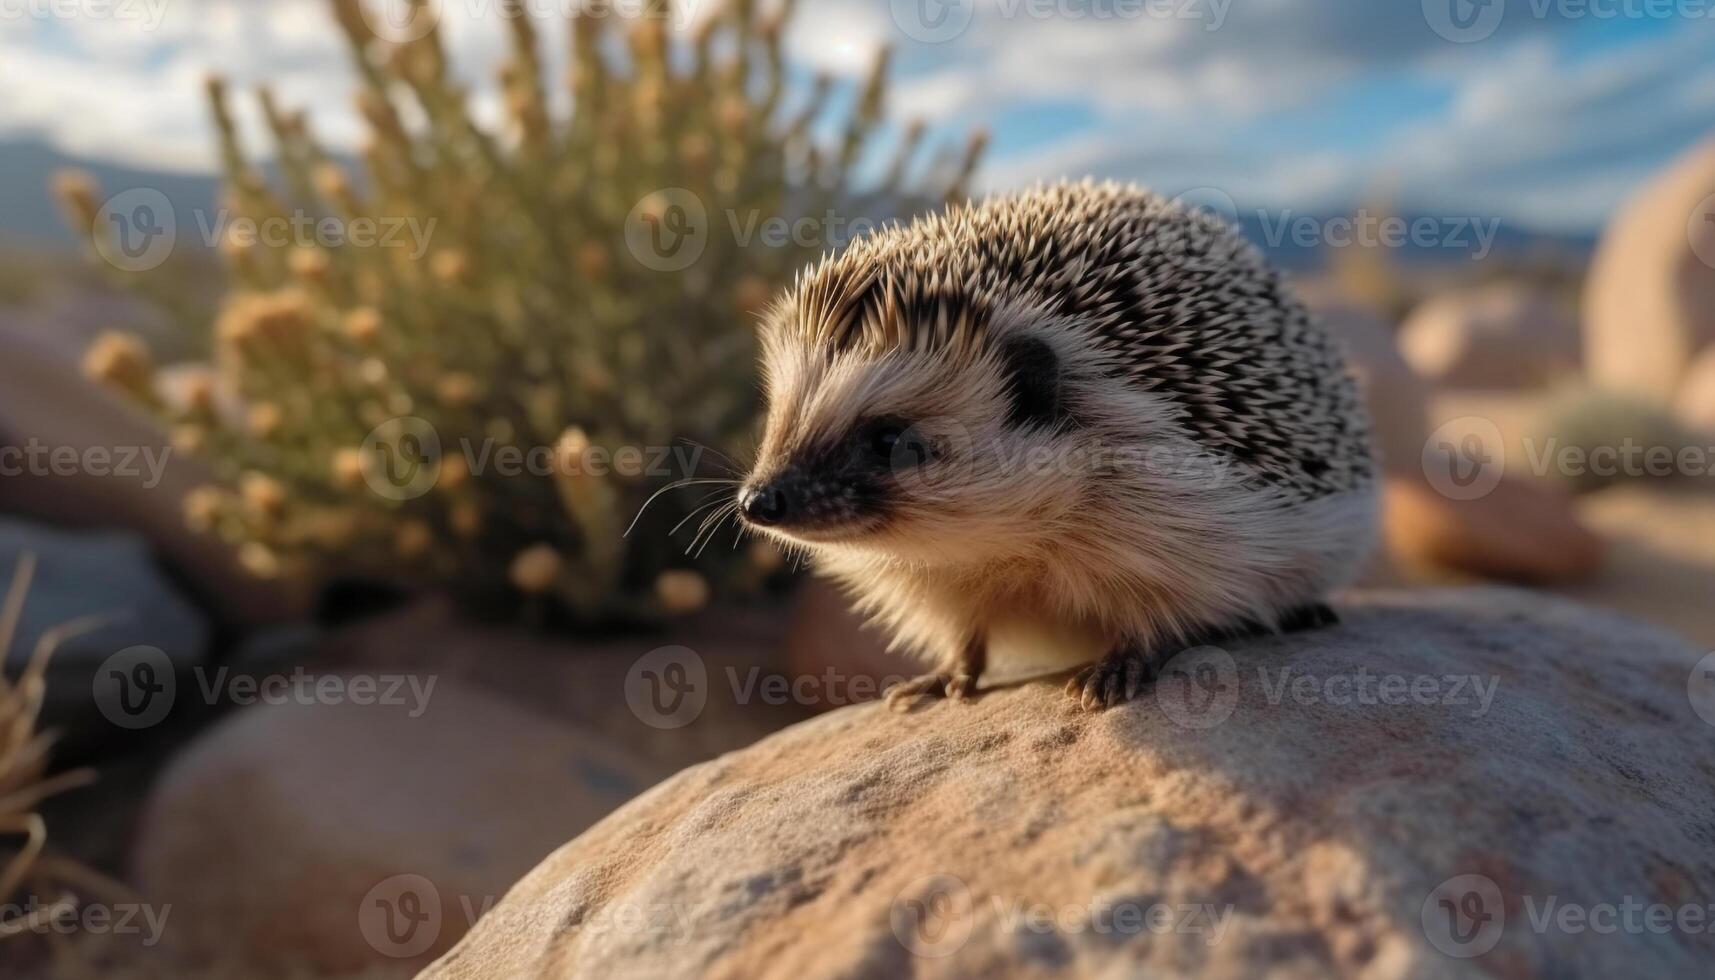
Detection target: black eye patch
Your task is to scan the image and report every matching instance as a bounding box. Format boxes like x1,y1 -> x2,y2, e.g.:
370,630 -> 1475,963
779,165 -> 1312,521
999,334 -> 1063,430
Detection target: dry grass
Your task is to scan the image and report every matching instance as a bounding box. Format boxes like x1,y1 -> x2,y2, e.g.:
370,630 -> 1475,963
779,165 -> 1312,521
0,555 -> 139,976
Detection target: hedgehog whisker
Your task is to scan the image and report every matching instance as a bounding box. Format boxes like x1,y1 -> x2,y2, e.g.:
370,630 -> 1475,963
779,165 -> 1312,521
668,490 -> 738,538
625,478 -> 739,538
688,500 -> 740,557
675,437 -> 744,479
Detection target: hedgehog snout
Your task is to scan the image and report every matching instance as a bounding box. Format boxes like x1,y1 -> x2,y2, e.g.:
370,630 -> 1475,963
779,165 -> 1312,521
738,483 -> 791,526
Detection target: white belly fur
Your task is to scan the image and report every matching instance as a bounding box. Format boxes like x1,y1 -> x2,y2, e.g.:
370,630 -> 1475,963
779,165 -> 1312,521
984,612 -> 1111,683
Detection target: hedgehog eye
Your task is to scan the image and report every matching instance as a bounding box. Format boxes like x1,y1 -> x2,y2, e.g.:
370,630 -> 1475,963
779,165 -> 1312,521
869,420 -> 908,460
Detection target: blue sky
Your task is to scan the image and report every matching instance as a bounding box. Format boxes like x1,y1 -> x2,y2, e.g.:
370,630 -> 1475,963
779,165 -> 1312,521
3,0 -> 1713,232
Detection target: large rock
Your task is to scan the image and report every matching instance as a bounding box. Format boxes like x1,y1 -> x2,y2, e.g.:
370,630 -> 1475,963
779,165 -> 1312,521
1569,482 -> 1715,648
0,519 -> 209,742
424,590 -> 1715,980
1399,283 -> 1580,390
1677,347 -> 1715,434
1382,476 -> 1604,585
1585,137 -> 1715,400
0,312 -> 307,627
133,679 -> 671,976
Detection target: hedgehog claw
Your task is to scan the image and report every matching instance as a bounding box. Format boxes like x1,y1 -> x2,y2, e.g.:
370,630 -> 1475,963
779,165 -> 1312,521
886,671 -> 975,711
1067,647 -> 1159,711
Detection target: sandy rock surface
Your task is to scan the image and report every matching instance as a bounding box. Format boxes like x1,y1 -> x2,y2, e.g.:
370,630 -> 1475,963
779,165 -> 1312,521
1585,137 -> 1715,399
1400,284 -> 1579,390
423,589 -> 1715,980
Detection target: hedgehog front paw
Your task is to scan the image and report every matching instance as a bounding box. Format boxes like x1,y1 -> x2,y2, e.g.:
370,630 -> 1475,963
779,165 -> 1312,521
885,671 -> 977,711
1065,646 -> 1159,711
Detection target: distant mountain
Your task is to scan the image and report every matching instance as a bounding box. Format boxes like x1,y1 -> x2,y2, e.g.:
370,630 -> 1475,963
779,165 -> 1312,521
0,138 -> 1599,268
0,139 -> 223,247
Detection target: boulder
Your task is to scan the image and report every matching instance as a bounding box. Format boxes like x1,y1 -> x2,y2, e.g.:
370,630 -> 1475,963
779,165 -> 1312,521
1383,475 -> 1603,585
1585,137 -> 1715,400
132,678 -> 671,976
1677,347 -> 1715,434
0,519 -> 208,743
423,589 -> 1715,980
0,312 -> 308,627
1399,283 -> 1579,390
1569,482 -> 1715,648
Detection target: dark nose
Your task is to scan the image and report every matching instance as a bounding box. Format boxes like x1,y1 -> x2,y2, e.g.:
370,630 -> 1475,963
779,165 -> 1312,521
740,485 -> 790,526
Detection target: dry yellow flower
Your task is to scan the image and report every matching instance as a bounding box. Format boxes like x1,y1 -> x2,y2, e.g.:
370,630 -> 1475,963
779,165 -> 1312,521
238,541 -> 281,579
449,500 -> 483,538
171,424 -> 207,455
313,163 -> 350,200
508,544 -> 562,594
655,569 -> 709,615
240,471 -> 288,519
82,331 -> 154,398
246,402 -> 284,438
430,249 -> 469,284
51,168 -> 99,232
437,452 -> 470,491
394,519 -> 434,559
343,307 -> 382,344
183,485 -> 225,533
331,448 -> 366,490
436,373 -> 480,408
288,247 -> 332,282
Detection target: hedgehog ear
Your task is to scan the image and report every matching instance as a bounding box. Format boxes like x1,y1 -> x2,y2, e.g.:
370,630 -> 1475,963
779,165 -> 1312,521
999,334 -> 1062,430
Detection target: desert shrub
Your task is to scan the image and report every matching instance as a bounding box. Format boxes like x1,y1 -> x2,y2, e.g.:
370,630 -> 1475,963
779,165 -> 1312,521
1534,387 -> 1699,494
63,0 -> 979,623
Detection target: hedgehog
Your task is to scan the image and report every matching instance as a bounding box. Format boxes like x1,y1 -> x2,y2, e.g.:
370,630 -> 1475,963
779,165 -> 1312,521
736,180 -> 1378,710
